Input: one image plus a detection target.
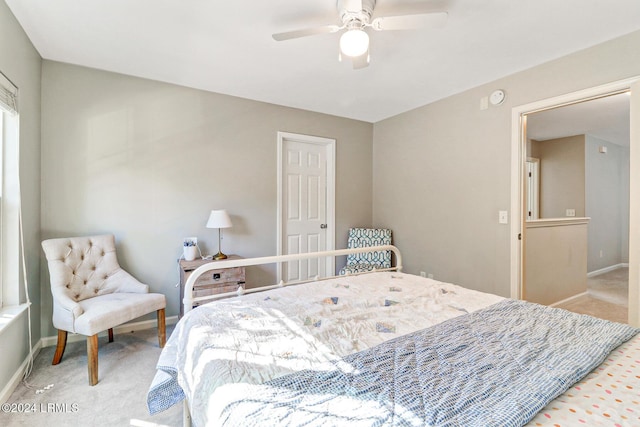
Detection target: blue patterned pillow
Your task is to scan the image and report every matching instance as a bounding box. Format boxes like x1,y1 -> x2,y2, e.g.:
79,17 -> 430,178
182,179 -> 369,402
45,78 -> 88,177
345,228 -> 392,269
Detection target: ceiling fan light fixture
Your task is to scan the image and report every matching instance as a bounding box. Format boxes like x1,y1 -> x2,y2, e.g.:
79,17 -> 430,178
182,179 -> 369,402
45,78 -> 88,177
339,29 -> 369,57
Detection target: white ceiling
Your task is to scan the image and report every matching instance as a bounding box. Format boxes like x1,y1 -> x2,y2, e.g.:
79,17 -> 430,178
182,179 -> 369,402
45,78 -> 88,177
527,92 -> 631,147
5,0 -> 640,123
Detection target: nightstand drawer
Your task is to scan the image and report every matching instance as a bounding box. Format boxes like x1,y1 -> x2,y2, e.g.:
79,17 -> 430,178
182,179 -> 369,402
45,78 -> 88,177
190,267 -> 245,287
193,282 -> 245,301
179,255 -> 245,317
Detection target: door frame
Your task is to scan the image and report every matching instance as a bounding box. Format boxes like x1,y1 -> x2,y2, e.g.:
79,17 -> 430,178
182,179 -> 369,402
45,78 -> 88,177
510,76 -> 640,327
525,157 -> 540,221
276,131 -> 336,282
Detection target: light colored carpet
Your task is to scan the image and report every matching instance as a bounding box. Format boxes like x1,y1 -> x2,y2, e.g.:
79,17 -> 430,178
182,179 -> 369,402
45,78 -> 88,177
554,294 -> 628,324
587,267 -> 628,307
555,267 -> 628,323
0,326 -> 182,427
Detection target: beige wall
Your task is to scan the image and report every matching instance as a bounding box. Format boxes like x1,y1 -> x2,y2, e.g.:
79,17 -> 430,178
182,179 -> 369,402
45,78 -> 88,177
373,30 -> 640,297
0,2 -> 42,398
585,135 -> 630,272
40,61 -> 373,336
525,220 -> 588,305
531,135 -> 585,218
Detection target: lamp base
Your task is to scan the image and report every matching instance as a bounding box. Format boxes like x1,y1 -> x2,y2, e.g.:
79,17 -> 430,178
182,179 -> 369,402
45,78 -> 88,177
213,252 -> 227,260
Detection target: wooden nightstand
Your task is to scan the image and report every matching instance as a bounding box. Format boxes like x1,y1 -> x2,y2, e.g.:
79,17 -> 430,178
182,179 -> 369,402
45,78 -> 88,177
179,255 -> 245,317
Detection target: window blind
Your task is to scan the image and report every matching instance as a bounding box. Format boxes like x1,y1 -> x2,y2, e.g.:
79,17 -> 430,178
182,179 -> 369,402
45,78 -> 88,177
0,71 -> 18,115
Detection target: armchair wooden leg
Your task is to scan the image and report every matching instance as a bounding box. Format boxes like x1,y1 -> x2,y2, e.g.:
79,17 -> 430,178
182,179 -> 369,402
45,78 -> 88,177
157,308 -> 166,348
108,328 -> 114,343
87,334 -> 99,386
52,330 -> 67,365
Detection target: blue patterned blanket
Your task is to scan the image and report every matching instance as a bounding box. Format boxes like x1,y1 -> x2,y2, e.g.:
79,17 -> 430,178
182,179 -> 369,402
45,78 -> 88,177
209,300 -> 638,426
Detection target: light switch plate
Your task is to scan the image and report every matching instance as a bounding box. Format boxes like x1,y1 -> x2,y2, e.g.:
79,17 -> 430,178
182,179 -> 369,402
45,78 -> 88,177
480,96 -> 489,110
498,210 -> 508,224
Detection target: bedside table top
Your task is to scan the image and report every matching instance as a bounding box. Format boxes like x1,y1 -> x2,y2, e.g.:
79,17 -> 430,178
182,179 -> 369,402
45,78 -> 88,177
179,254 -> 242,269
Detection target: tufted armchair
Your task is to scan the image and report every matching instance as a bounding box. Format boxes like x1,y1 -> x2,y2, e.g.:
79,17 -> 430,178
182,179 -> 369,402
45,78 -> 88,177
339,228 -> 393,275
41,234 -> 166,386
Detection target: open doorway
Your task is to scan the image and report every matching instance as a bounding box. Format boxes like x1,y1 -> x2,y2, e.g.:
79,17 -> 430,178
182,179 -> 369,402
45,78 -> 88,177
524,93 -> 630,323
510,76 -> 640,327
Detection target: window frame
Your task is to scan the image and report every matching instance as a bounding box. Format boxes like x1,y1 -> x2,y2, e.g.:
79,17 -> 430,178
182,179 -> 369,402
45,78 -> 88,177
0,108 -> 21,308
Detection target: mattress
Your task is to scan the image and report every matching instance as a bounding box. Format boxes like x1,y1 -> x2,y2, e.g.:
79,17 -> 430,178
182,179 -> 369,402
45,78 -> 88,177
147,272 -> 640,426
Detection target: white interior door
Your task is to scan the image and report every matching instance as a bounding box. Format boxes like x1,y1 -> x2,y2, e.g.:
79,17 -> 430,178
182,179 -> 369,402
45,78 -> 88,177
277,132 -> 335,282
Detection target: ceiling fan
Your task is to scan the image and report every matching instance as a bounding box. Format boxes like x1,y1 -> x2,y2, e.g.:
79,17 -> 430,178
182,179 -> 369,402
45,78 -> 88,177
272,0 -> 448,69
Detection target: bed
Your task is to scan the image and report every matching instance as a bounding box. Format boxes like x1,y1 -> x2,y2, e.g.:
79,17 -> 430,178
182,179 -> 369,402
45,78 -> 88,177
147,246 -> 640,426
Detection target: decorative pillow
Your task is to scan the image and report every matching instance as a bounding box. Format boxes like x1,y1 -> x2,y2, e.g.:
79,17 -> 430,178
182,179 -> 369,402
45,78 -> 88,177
345,228 -> 392,268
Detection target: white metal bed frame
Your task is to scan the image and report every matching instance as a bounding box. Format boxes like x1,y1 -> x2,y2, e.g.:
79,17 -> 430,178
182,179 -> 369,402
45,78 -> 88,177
183,245 -> 403,315
179,245 -> 402,426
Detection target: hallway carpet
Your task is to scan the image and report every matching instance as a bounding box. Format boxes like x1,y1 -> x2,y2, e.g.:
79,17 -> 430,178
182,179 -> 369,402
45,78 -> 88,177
555,267 -> 628,324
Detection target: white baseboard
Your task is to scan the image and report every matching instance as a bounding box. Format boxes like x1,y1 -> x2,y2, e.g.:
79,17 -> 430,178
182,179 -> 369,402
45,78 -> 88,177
41,315 -> 178,348
549,292 -> 588,308
587,263 -> 629,278
0,339 -> 43,404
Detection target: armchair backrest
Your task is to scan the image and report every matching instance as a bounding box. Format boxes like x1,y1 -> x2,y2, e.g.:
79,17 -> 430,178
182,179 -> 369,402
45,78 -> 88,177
345,228 -> 392,268
42,234 -> 133,303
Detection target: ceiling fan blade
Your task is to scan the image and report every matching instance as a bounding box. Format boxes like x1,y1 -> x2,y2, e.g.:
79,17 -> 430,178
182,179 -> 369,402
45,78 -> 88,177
370,12 -> 448,31
272,25 -> 341,41
352,51 -> 370,69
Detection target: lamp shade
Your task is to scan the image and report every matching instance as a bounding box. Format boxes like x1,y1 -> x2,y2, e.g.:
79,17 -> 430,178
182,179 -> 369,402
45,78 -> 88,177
339,29 -> 369,57
206,210 -> 232,229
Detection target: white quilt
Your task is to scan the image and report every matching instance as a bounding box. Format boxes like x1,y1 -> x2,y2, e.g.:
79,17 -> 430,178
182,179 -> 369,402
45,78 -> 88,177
147,272 -> 640,427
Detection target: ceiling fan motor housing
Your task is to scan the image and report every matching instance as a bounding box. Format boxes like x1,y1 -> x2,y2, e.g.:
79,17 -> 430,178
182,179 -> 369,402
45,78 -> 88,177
338,0 -> 376,27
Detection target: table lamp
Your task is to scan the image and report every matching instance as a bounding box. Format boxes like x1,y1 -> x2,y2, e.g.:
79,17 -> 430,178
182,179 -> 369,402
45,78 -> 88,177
206,209 -> 233,260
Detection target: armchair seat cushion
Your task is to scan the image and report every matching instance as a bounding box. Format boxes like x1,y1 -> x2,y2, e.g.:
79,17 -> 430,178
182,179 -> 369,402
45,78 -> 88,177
75,292 -> 166,336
